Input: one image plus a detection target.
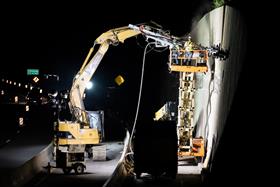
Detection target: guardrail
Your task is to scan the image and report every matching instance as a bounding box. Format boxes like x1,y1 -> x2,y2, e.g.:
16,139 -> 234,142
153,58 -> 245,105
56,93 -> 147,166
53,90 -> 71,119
103,130 -> 130,187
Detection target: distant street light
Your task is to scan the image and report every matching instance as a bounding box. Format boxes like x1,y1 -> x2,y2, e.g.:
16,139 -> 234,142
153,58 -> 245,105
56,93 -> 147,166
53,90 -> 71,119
15,96 -> 18,103
44,74 -> 59,81
19,117 -> 24,126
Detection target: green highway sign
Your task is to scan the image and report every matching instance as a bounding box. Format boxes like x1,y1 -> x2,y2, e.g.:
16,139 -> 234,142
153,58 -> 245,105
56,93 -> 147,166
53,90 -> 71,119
27,69 -> 39,75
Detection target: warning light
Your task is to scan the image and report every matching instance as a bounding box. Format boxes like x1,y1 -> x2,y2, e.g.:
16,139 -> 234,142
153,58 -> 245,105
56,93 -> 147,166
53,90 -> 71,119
115,75 -> 125,86
15,96 -> 18,103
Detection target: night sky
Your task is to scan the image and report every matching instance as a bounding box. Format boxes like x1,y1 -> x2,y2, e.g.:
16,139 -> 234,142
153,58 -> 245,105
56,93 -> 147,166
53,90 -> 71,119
0,0 -> 217,117
0,1 -> 261,126
0,1 -> 214,74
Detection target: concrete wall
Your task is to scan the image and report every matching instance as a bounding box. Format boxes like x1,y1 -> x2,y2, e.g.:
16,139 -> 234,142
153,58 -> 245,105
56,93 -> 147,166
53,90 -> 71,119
191,6 -> 247,169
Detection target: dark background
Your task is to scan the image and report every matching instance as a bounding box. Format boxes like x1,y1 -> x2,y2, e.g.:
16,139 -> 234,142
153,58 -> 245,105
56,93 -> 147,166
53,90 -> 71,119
1,0 -> 273,185
0,0 -> 219,130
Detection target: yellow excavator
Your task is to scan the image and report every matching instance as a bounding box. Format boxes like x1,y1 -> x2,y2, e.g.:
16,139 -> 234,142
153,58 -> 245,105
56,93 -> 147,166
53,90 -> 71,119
53,26 -> 141,174
52,23 -> 228,174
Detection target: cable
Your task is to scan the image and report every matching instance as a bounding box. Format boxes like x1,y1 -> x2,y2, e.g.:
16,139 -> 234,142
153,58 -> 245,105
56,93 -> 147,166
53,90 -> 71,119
128,42 -> 156,155
146,44 -> 154,54
152,46 -> 169,53
135,34 -> 169,53
122,42 -> 157,176
123,42 -> 155,176
204,61 -> 215,146
135,35 -> 160,53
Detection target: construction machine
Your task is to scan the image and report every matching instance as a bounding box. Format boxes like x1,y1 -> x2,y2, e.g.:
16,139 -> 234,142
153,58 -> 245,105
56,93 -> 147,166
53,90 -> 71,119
53,26 -> 141,174
52,23 -> 228,175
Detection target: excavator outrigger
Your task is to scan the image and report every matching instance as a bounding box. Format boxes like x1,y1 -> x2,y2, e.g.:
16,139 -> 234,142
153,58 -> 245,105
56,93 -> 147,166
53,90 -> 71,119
52,22 -> 228,174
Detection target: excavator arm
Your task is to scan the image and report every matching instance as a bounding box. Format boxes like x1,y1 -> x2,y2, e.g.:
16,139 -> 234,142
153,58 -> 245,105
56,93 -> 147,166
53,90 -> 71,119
69,26 -> 141,124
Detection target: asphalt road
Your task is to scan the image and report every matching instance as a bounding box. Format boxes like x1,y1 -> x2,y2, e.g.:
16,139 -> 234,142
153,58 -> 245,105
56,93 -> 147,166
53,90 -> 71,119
26,142 -> 124,187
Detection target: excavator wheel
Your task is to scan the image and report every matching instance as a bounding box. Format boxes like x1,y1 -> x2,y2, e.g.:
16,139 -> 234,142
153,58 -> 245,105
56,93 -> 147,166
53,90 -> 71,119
74,163 -> 85,174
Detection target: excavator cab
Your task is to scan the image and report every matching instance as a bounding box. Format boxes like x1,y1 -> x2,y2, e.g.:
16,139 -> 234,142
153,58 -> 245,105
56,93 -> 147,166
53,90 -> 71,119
169,48 -> 208,73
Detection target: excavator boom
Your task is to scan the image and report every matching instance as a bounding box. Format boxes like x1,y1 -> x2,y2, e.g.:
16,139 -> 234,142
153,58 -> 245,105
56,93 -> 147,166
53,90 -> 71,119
69,27 -> 141,123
